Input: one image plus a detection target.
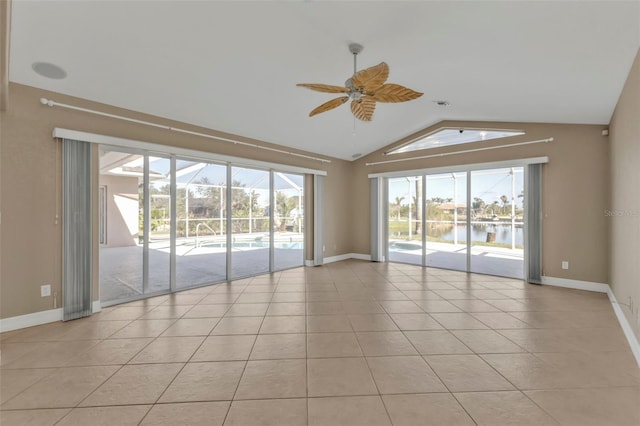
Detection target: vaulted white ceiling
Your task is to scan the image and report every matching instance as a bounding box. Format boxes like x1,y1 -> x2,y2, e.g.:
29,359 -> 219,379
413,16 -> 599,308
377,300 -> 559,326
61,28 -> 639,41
9,1 -> 640,161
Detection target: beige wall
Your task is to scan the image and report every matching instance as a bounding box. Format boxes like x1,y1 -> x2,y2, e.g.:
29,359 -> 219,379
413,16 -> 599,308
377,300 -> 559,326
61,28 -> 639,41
0,83 -> 353,319
352,120 -> 610,283
0,79 -> 622,321
609,48 -> 640,337
99,175 -> 140,248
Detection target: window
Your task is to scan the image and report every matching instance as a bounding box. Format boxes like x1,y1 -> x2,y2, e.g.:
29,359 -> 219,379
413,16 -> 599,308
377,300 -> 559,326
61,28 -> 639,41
386,128 -> 525,155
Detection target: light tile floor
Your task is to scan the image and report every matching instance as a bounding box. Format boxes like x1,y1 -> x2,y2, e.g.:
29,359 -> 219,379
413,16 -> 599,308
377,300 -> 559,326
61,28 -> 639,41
1,260 -> 639,426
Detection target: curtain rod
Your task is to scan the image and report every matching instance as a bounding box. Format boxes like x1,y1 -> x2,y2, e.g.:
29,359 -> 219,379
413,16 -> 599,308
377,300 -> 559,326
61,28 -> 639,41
39,98 -> 331,164
365,137 -> 553,166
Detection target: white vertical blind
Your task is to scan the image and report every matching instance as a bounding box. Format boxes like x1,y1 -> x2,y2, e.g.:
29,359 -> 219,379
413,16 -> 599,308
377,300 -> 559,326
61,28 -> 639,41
62,139 -> 93,320
170,157 -> 177,291
313,175 -> 324,266
370,177 -> 387,262
525,163 -> 543,283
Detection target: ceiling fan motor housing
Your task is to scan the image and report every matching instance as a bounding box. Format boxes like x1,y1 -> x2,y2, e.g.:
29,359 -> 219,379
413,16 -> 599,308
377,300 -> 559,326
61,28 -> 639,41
349,43 -> 364,55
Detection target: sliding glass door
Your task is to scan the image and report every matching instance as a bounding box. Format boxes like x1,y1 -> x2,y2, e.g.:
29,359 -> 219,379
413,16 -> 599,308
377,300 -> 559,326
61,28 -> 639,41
98,150 -> 174,301
469,167 -> 524,278
425,172 -> 468,271
388,176 -> 422,265
175,160 -> 227,289
230,167 -> 270,279
147,156 -> 173,294
98,150 -> 145,301
100,148 -> 306,306
273,172 -> 305,270
386,166 -> 525,279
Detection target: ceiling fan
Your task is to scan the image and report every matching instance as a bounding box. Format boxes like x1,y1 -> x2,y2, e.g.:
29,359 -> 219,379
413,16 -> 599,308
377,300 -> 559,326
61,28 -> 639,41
297,43 -> 423,121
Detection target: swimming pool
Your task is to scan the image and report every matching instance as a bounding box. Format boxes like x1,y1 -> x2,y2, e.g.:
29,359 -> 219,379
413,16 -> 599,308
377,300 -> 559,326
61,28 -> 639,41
201,241 -> 304,250
389,241 -> 422,251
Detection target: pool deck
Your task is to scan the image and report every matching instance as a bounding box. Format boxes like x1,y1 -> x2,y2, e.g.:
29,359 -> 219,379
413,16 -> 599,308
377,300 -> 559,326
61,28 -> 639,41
389,240 -> 524,279
100,236 -> 523,305
100,232 -> 304,303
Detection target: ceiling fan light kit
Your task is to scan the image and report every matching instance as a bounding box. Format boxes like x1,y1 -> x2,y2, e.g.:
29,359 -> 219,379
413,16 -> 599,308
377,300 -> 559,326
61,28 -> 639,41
297,43 -> 423,121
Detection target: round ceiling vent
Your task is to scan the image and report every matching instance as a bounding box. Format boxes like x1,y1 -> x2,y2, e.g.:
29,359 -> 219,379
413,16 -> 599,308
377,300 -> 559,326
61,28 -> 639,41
32,62 -> 67,79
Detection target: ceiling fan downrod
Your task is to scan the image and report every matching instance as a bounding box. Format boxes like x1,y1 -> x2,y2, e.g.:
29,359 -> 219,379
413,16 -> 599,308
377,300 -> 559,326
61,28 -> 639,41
347,43 -> 364,99
349,43 -> 363,76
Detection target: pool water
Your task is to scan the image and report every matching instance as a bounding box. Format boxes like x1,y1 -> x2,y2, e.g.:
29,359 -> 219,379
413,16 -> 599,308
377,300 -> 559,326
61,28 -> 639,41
202,241 -> 304,250
389,242 -> 422,251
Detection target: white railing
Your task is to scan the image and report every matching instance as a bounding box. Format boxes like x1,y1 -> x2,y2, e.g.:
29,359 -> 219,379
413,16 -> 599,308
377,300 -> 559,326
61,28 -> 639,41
152,216 -> 304,241
195,222 -> 216,248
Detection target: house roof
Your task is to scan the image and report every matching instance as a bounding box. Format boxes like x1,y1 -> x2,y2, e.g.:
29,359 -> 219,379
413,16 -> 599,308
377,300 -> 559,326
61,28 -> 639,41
435,203 -> 467,210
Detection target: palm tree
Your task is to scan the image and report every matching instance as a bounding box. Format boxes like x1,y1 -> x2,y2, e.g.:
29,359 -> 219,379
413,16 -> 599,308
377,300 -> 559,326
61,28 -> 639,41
500,195 -> 509,214
275,192 -> 300,231
472,197 -> 486,217
518,189 -> 524,211
394,196 -> 405,221
491,200 -> 499,215
412,196 -> 422,233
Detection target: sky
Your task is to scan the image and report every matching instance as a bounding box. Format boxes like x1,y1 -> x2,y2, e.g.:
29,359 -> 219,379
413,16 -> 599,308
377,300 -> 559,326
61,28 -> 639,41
389,167 -> 524,208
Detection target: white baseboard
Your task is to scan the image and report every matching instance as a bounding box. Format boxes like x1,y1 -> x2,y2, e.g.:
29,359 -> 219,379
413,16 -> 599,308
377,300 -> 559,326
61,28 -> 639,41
323,253 -> 372,264
540,276 -> 609,293
0,300 -> 103,333
607,289 -> 640,368
0,308 -> 63,333
540,275 -> 640,368
323,253 -> 354,264
350,253 -> 372,261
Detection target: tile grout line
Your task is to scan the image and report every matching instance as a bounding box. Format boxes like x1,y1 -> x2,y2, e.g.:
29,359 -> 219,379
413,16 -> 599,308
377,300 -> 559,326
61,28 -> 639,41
392,267 -> 480,426
114,302 -> 211,425
2,261 -> 637,425
348,262 -> 401,426
219,280 -> 269,426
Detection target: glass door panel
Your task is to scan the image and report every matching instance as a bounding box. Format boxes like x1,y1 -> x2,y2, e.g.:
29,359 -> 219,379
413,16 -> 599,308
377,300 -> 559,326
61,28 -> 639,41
273,172 -> 304,270
470,167 -> 524,278
425,172 -> 468,271
231,167 -> 270,278
175,160 -> 228,288
388,176 -> 423,265
147,156 -> 172,293
98,150 -> 145,303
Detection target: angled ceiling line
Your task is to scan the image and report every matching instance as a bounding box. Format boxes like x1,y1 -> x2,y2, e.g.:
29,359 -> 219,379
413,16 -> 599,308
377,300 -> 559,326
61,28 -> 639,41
366,138 -> 554,166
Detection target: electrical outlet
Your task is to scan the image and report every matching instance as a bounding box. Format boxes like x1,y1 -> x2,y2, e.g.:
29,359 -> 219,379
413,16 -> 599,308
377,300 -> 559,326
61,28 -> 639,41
561,261 -> 569,270
41,284 -> 51,297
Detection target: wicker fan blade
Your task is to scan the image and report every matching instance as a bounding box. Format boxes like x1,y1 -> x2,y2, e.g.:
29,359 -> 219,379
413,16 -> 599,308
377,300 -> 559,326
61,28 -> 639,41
309,96 -> 349,117
370,83 -> 423,103
297,83 -> 349,94
350,97 -> 377,122
352,62 -> 389,92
